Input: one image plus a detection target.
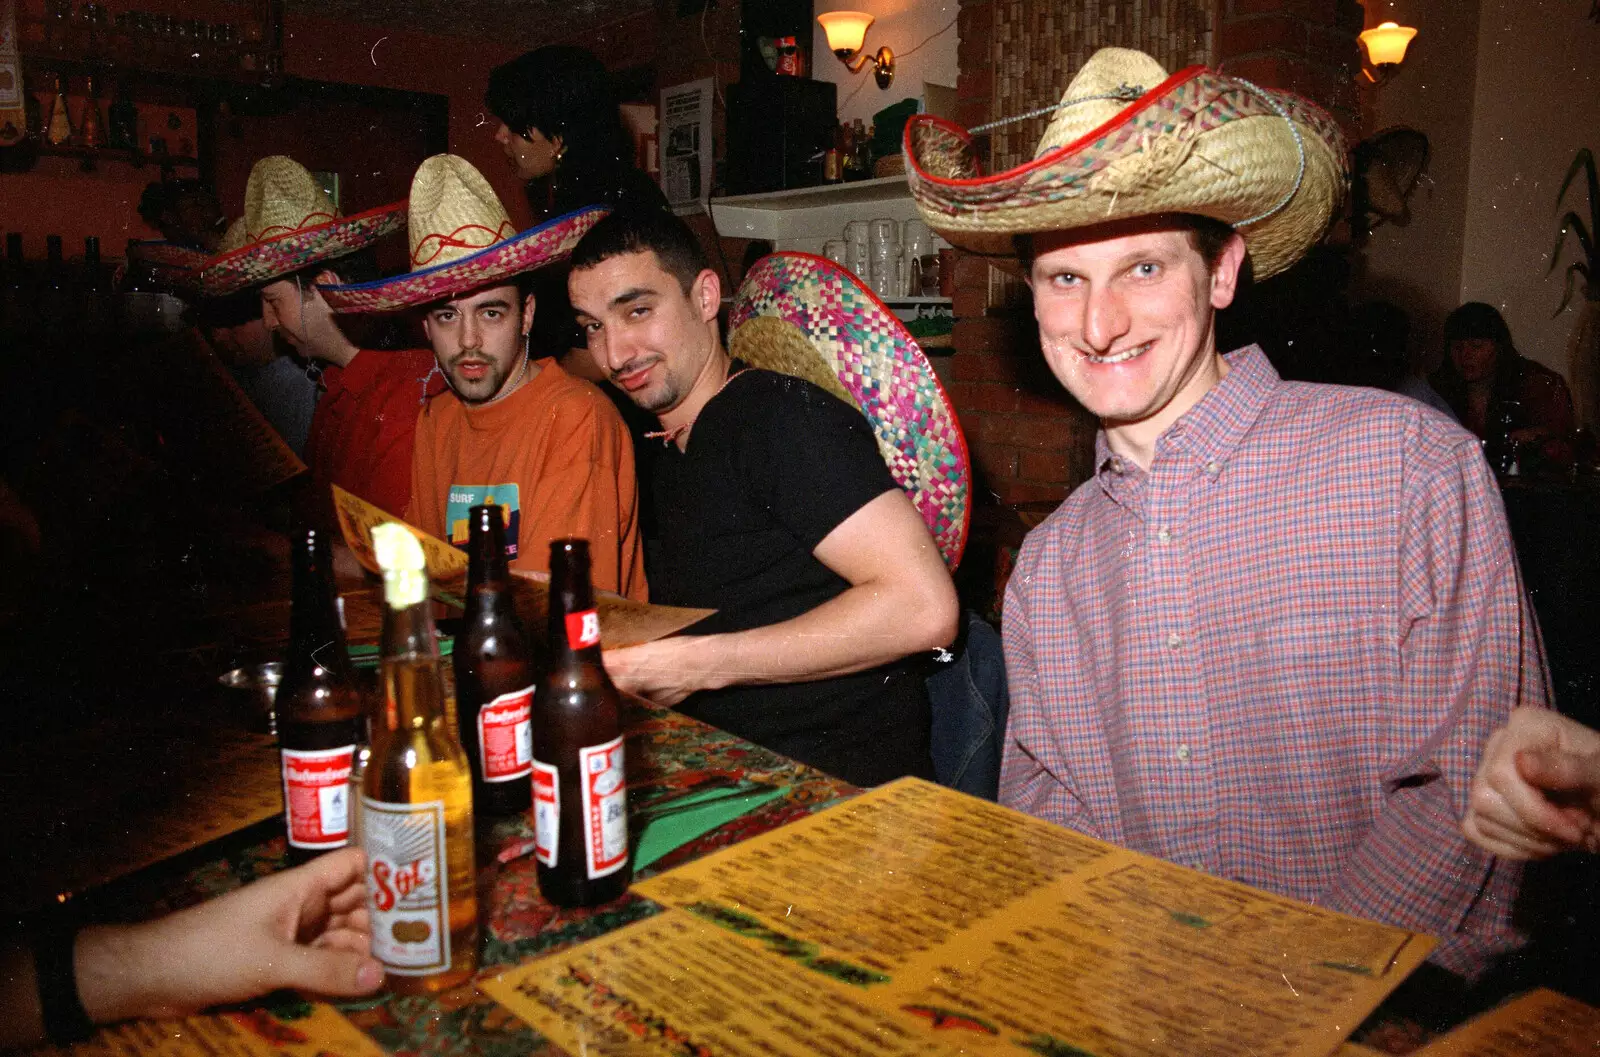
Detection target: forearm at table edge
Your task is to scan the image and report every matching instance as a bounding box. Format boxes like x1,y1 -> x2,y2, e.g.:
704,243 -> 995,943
1320,774 -> 1522,981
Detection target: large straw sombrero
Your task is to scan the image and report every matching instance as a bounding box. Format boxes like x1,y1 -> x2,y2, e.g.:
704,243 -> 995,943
200,156 -> 406,296
904,48 -> 1348,279
729,252 -> 971,569
318,154 -> 607,313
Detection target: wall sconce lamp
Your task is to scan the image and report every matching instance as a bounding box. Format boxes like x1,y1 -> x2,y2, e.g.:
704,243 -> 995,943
1357,21 -> 1418,86
817,11 -> 895,90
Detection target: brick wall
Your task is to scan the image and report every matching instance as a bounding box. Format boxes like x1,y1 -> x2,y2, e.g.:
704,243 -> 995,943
1213,0 -> 1364,137
944,0 -> 1360,509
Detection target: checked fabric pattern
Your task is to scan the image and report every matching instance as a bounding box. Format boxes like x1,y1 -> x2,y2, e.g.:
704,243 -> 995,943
730,252 -> 971,570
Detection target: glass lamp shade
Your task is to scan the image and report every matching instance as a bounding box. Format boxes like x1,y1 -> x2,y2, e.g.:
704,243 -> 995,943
1359,22 -> 1417,66
818,11 -> 875,57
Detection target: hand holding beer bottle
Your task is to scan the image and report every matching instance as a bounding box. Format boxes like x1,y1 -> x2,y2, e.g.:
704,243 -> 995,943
454,505 -> 535,817
532,538 -> 632,907
362,523 -> 478,993
277,528 -> 363,866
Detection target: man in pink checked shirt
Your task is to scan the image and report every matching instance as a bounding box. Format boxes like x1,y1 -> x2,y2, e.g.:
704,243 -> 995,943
904,47 -> 1550,980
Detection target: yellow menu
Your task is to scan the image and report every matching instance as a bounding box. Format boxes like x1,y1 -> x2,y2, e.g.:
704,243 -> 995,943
1407,989 -> 1600,1056
483,779 -> 1434,1057
332,485 -> 714,649
39,1003 -> 385,1057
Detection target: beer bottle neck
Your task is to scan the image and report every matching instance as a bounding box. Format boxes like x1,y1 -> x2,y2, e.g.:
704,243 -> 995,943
378,599 -> 445,731
288,537 -> 351,681
546,555 -> 603,670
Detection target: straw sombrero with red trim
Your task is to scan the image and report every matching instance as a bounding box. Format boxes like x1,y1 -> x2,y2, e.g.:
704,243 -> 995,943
905,48 -> 1348,279
199,156 -> 406,297
318,154 -> 607,313
728,252 -> 971,569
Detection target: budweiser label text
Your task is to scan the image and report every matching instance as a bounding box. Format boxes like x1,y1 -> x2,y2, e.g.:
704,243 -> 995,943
282,745 -> 355,849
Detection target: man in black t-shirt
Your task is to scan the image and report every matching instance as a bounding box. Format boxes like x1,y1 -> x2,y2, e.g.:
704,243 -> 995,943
568,209 -> 958,786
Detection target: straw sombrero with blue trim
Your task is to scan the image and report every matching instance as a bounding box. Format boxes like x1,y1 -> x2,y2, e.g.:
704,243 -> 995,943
904,48 -> 1348,279
199,156 -> 406,296
318,154 -> 607,313
729,252 -> 971,569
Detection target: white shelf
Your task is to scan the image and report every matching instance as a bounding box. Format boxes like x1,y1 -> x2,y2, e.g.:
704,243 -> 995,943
711,175 -> 911,211
708,176 -> 922,245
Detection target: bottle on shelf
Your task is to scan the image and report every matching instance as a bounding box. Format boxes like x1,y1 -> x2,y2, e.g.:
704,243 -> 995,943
0,233 -> 31,343
43,73 -> 73,146
107,81 -> 137,152
39,234 -> 69,332
531,538 -> 631,909
454,504 -> 536,818
362,523 -> 478,994
77,76 -> 104,150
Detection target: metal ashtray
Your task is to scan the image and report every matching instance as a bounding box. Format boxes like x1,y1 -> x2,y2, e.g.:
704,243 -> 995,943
218,661 -> 283,736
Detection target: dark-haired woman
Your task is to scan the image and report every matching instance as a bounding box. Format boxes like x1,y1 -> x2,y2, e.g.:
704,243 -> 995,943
486,45 -> 666,222
1432,302 -> 1574,470
485,45 -> 669,556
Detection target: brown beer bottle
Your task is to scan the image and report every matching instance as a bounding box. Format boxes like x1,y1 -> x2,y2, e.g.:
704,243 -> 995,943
454,505 -> 534,817
362,524 -> 478,993
531,539 -> 631,907
276,527 -> 362,866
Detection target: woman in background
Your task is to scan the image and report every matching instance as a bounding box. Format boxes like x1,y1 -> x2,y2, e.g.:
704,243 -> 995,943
1432,301 -> 1574,468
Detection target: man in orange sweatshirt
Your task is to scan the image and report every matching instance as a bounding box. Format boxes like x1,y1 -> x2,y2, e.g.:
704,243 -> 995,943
321,155 -> 644,600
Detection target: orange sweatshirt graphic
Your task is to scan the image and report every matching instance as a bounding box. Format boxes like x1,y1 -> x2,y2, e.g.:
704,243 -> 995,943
405,357 -> 647,601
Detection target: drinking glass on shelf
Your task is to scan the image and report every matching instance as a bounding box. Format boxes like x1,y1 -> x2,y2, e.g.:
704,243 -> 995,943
869,241 -> 903,300
822,240 -> 848,268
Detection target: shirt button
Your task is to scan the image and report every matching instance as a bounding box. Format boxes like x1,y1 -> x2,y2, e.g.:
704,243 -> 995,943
1176,743 -> 1192,762
1156,526 -> 1172,543
1204,460 -> 1223,476
1166,631 -> 1183,649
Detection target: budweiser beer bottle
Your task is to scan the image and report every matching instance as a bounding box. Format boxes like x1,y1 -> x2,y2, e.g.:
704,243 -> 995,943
362,524 -> 478,993
276,528 -> 362,866
455,505 -> 535,817
531,538 -> 631,907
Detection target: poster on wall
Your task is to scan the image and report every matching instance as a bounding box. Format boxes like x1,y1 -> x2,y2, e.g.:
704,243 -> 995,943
659,77 -> 713,207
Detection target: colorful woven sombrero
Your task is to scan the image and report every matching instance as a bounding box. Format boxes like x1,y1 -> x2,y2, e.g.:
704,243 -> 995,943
199,155 -> 406,297
729,252 -> 971,569
904,48 -> 1348,279
318,154 -> 608,313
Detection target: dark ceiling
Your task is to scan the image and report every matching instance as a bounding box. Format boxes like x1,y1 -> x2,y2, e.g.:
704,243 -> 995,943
284,0 -> 661,42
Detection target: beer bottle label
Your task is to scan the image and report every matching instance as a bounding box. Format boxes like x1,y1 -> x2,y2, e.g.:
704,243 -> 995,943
281,745 -> 355,849
532,761 -> 559,867
579,736 -> 628,879
476,686 -> 534,782
565,608 -> 601,650
361,797 -> 451,975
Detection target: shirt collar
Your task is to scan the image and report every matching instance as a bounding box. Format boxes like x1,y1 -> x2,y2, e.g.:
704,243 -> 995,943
1095,345 -> 1280,499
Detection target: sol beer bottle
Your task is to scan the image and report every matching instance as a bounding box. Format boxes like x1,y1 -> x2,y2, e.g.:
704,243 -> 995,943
276,528 -> 362,866
455,505 -> 535,816
362,524 -> 478,993
532,538 -> 631,907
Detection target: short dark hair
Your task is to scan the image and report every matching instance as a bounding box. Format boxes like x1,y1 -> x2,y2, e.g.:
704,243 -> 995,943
485,46 -> 632,174
569,207 -> 710,294
1014,213 -> 1238,274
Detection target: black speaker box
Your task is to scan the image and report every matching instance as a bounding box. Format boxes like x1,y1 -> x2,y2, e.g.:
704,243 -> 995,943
725,76 -> 837,195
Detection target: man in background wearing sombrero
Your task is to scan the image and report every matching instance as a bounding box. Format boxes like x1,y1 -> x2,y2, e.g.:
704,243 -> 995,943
568,208 -> 960,788
907,48 -> 1548,979
200,156 -> 441,519
320,155 -> 644,600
